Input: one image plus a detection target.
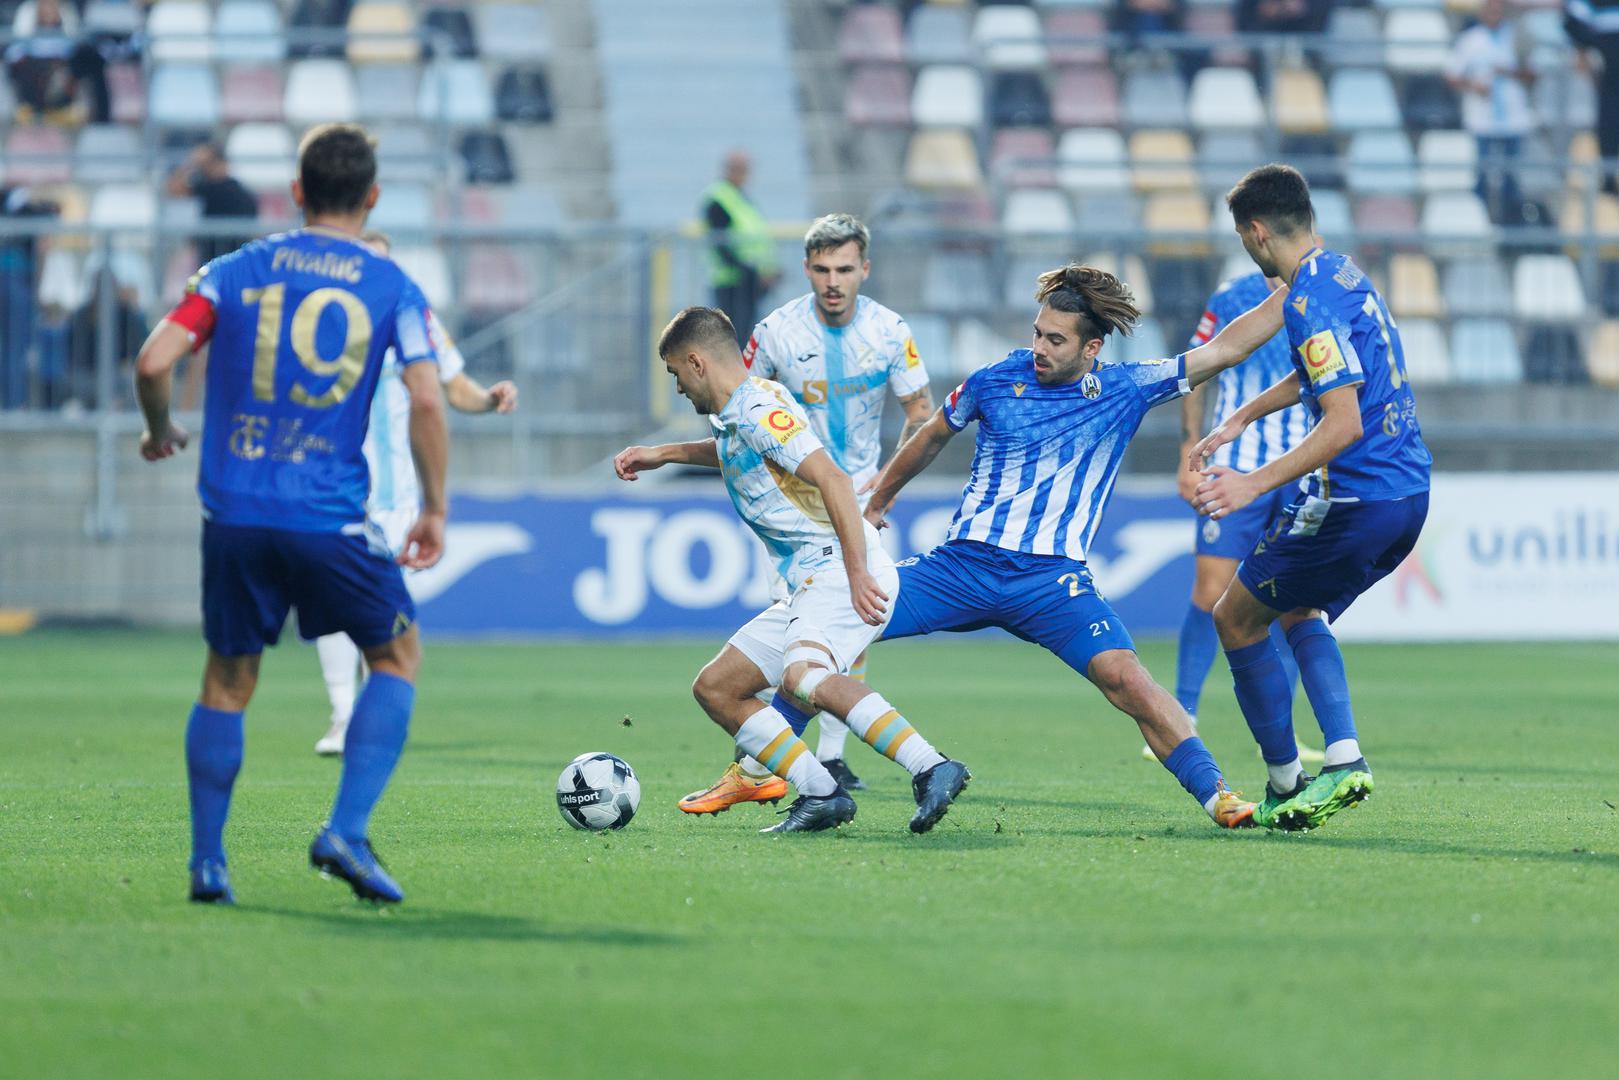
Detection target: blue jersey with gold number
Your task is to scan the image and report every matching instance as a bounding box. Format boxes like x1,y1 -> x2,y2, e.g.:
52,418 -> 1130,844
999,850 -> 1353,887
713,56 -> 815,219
1283,247 -> 1431,502
184,227 -> 439,530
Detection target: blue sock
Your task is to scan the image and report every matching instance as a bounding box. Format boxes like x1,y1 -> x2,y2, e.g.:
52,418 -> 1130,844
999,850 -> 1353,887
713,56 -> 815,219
1226,638 -> 1299,764
329,672 -> 414,842
769,691 -> 816,737
1268,620 -> 1301,706
1286,619 -> 1358,748
186,704 -> 244,869
1162,736 -> 1223,806
1174,604 -> 1219,717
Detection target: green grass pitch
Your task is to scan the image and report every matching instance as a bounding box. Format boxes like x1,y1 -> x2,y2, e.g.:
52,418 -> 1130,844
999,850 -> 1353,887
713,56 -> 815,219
2,631 -> 1615,1079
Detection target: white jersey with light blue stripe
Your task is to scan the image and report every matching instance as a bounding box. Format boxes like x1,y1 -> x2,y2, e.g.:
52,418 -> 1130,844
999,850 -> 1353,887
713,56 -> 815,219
364,309 -> 464,514
941,349 -> 1189,561
1191,273 -> 1310,473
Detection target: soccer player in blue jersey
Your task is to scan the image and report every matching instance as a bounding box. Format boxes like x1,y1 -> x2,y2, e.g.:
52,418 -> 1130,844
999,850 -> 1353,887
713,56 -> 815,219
134,123 -> 450,903
864,265 -> 1291,829
1192,164 -> 1432,830
1155,271 -> 1324,765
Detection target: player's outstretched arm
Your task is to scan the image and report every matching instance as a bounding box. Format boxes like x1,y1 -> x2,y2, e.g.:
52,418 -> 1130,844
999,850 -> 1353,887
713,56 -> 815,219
134,321 -> 194,461
1182,287 -> 1287,388
613,439 -> 720,481
401,361 -> 450,569
445,372 -> 518,414
1187,371 -> 1301,472
1195,383 -> 1361,519
797,449 -> 889,626
863,409 -> 956,527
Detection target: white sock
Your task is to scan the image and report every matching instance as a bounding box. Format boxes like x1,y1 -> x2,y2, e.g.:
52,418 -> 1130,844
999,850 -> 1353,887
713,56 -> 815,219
815,715 -> 850,761
1268,757 -> 1305,792
1323,739 -> 1363,768
734,708 -> 836,796
315,633 -> 359,726
738,755 -> 771,778
842,693 -> 945,777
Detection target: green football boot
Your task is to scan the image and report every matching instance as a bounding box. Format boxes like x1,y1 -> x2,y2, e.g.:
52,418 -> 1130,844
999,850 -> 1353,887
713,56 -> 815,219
1290,758 -> 1375,830
1253,772 -> 1314,831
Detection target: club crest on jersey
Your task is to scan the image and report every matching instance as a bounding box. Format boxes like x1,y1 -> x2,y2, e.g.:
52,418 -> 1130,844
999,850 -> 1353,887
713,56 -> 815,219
1081,373 -> 1102,399
1300,329 -> 1347,384
1013,382 -> 1027,397
761,408 -> 806,445
903,336 -> 920,369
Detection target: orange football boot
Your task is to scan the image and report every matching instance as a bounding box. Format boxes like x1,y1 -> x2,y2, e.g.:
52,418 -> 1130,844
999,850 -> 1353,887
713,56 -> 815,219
1211,782 -> 1258,829
678,762 -> 788,814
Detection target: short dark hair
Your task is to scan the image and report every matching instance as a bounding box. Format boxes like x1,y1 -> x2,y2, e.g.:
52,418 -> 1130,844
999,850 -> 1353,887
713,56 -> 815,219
658,306 -> 738,359
1226,163 -> 1314,237
1034,264 -> 1141,344
297,124 -> 377,217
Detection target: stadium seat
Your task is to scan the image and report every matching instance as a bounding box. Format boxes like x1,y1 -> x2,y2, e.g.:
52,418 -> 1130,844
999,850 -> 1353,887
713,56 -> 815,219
1271,67 -> 1328,134
495,66 -> 554,125
391,245 -> 453,308
1395,318 -> 1452,383
1384,10 -> 1450,73
845,65 -> 912,127
923,250 -> 997,314
74,125 -> 142,184
1052,66 -> 1119,128
287,0 -> 353,60
1401,74 -> 1461,132
1372,0 -> 1444,10
356,64 -> 420,121
463,244 -> 533,313
1003,256 -> 1058,310
1312,189 -> 1356,241
1129,130 -> 1197,193
420,6 -> 477,58
84,0 -> 142,39
1357,194 -> 1419,235
973,5 -> 1045,70
912,66 -> 983,128
1058,128 -> 1127,193
1558,193 -> 1619,255
1186,5 -> 1247,67
215,0 -> 284,63
1522,324 -> 1587,383
838,4 -> 904,64
418,61 -> 494,126
1326,6 -> 1385,68
1044,9 -> 1107,66
1348,131 -> 1417,194
1199,131 -> 1262,193
991,127 -> 1056,188
1603,261 -> 1619,318
1443,256 -> 1512,316
1388,253 -> 1444,318
1150,258 -> 1215,323
149,64 -> 220,128
221,65 -> 285,123
1073,192 -> 1141,240
1449,318 -> 1523,382
372,123 -> 436,183
906,5 -> 971,65
989,72 -> 1051,128
1421,192 -> 1492,239
486,184 -> 563,229
1143,191 -> 1211,254
1329,69 -> 1402,131
1533,68 -> 1597,131
1110,317 -> 1167,365
5,125 -> 72,184
148,1 -> 213,63
1188,68 -> 1263,131
347,2 -> 419,65
1123,68 -> 1188,129
89,183 -> 157,231
1081,252 -> 1154,312
1513,254 -> 1585,321
458,131 -> 514,185
1587,322 -> 1619,387
475,4 -> 551,63
285,60 -> 358,125
904,130 -> 983,190
1001,189 -> 1074,235
107,63 -> 146,124
1418,131 -> 1476,193
223,123 -> 294,190
368,182 -> 432,232
1283,134 -> 1344,190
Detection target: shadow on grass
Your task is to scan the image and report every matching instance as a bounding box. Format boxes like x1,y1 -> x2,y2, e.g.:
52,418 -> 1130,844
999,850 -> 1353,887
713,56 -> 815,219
1294,833 -> 1619,870
239,904 -> 684,946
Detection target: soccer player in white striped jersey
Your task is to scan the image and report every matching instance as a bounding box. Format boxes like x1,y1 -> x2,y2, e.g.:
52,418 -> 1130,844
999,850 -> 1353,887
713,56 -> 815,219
614,307 -> 969,833
680,212 -> 935,806
313,232 -> 517,755
863,265 -> 1288,828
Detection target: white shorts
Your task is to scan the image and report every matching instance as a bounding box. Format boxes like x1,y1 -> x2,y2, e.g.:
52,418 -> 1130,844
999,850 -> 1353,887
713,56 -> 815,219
729,556 -> 899,684
369,506 -> 417,556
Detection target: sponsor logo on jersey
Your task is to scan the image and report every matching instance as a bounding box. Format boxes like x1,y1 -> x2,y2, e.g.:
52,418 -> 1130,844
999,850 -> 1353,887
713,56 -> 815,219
903,336 -> 920,369
762,408 -> 806,445
1013,382 -> 1027,397
1081,372 -> 1102,400
1300,329 -> 1347,384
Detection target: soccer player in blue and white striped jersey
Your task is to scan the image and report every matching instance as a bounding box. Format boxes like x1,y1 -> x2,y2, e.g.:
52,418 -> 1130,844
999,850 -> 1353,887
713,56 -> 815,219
864,265 -> 1288,828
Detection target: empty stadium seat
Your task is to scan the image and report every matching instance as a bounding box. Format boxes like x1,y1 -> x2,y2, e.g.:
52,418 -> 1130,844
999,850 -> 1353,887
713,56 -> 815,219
1357,194 -> 1420,235
1129,130 -> 1197,192
1384,9 -> 1450,73
1326,6 -> 1385,68
904,130 -> 983,190
1123,68 -> 1188,129
1058,128 -> 1127,193
973,5 -> 1045,70
224,123 -> 295,189
288,0 -> 353,60
221,65 -> 284,123
1587,322 -> 1619,387
1329,69 -> 1401,131
1450,318 -> 1523,382
1312,189 -> 1356,242
1271,67 -> 1328,134
1052,66 -> 1118,128
215,0 -> 284,63
991,127 -> 1056,187
1186,5 -> 1247,67
89,183 -> 157,231
476,4 -> 552,63
1558,193 -> 1619,253
285,59 -> 358,125
1513,255 -> 1585,321
1421,192 -> 1492,239
912,66 -> 983,128
1401,74 -> 1461,131
1003,256 -> 1058,309
420,6 -> 477,58
1199,131 -> 1262,193
84,0 -> 142,39
1418,131 -> 1476,193
149,64 -> 220,128
356,64 -> 420,121
5,125 -> 72,184
1143,191 -> 1211,252
1534,68 -> 1597,131
1111,317 -> 1168,365
74,125 -> 142,184
1348,131 -> 1417,194
418,61 -> 494,126
1188,68 -> 1263,131
107,63 -> 146,124
495,66 -> 554,124
906,5 -> 971,65
372,123 -> 436,183
838,4 -> 904,64
1444,256 -> 1512,316
1081,252 -> 1154,312
463,244 -> 533,313
989,72 -> 1051,128
1522,324 -> 1587,383
1002,189 -> 1074,235
148,1 -> 213,63
1044,9 -> 1106,66
459,131 -> 514,184
347,2 -> 419,65
1396,318 -> 1452,383
369,182 -> 432,231
845,65 -> 911,127
391,245 -> 453,308
923,250 -> 997,314
1283,133 -> 1344,189
1073,192 -> 1141,239
1388,253 -> 1444,318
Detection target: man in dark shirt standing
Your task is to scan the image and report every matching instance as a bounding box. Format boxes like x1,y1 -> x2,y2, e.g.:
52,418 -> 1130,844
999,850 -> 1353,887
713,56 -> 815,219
701,151 -> 779,346
166,143 -> 260,264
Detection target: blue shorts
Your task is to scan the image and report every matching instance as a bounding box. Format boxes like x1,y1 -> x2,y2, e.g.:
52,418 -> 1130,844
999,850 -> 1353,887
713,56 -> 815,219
1194,485 -> 1293,560
880,540 -> 1135,679
1236,492 -> 1429,621
201,520 -> 415,657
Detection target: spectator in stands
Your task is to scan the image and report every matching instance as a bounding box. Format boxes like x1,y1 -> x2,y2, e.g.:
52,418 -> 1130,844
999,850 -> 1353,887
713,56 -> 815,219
0,186 -> 59,409
702,151 -> 779,346
1236,0 -> 1329,35
4,0 -> 111,125
65,261 -> 147,412
1446,0 -> 1535,224
166,143 -> 260,265
1113,0 -> 1184,40
1565,0 -> 1619,195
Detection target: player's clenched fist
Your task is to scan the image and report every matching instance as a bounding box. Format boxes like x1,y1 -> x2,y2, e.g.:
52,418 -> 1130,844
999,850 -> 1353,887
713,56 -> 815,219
613,445 -> 665,481
139,423 -> 190,461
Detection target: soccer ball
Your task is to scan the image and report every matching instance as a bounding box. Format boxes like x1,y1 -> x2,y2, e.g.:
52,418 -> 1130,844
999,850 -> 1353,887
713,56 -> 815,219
555,752 -> 640,831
